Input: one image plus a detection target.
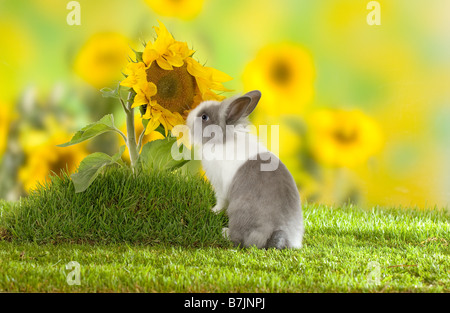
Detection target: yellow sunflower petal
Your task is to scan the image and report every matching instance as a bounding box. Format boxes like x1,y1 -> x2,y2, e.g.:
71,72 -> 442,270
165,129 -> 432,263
154,21 -> 174,39
206,66 -> 233,82
131,82 -> 158,108
120,62 -> 147,88
194,76 -> 210,95
142,106 -> 152,120
164,53 -> 184,67
169,41 -> 194,60
144,81 -> 158,97
206,80 -> 233,92
202,89 -> 226,101
142,45 -> 160,67
165,111 -> 185,128
158,116 -> 170,136
186,57 -> 208,78
147,99 -> 159,108
195,77 -> 231,96
132,92 -> 149,108
148,130 -> 165,141
119,76 -> 135,88
124,61 -> 146,75
142,102 -> 162,119
145,117 -> 161,135
156,57 -> 174,70
186,57 -> 232,83
153,21 -> 175,54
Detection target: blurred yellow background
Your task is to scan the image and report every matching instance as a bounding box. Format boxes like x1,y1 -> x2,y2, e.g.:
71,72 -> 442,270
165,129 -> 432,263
1,0 -> 449,209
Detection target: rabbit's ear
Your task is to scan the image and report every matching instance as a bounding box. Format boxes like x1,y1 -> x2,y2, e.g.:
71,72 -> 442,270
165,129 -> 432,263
226,90 -> 261,123
243,90 -> 261,116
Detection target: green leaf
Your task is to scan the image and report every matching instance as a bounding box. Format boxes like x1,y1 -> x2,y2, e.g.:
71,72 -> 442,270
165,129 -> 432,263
138,137 -> 189,172
57,114 -> 118,147
100,86 -> 120,99
71,145 -> 126,193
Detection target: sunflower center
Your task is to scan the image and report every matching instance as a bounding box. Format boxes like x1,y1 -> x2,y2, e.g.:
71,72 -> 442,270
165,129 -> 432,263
157,75 -> 178,99
146,62 -> 197,114
332,127 -> 359,145
271,60 -> 291,85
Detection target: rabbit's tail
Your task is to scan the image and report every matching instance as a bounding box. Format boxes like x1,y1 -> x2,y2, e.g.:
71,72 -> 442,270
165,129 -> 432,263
265,230 -> 288,249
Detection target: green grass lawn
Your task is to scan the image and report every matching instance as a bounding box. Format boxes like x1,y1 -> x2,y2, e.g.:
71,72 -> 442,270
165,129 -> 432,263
0,168 -> 449,292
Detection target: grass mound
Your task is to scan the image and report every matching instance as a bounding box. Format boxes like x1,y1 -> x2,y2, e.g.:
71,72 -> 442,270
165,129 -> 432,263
0,167 -> 230,247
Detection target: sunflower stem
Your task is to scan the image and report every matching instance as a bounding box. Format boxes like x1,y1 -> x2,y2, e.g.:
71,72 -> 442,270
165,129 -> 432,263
137,124 -> 148,153
120,97 -> 129,114
125,92 -> 139,171
117,84 -> 129,114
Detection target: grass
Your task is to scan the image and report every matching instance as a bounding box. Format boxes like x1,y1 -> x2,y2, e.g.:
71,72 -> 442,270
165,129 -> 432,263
0,168 -> 229,247
0,168 -> 449,292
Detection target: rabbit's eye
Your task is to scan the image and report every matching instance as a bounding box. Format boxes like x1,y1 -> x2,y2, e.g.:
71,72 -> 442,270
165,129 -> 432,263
201,114 -> 209,121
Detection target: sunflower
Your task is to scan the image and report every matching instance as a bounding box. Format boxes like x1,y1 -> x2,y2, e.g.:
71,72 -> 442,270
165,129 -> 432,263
74,32 -> 132,89
18,122 -> 89,192
243,43 -> 315,118
144,0 -> 205,20
307,109 -> 383,167
120,21 -> 232,136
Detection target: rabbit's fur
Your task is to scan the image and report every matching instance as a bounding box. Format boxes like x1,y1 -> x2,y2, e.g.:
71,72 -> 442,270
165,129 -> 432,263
186,90 -> 304,249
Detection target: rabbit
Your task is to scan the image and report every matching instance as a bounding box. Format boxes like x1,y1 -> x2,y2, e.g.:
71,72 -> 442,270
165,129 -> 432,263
186,90 -> 304,249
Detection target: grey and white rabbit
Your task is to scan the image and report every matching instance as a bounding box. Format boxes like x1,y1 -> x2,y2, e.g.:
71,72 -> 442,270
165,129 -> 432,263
186,90 -> 304,249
